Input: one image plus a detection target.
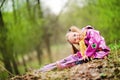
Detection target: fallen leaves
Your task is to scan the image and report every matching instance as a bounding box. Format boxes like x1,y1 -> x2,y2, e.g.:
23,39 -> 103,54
11,59 -> 120,80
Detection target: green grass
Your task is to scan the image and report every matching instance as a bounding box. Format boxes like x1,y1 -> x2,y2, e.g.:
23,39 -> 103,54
108,42 -> 120,62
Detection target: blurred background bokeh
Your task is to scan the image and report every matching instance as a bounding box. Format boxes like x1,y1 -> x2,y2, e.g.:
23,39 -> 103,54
0,0 -> 120,79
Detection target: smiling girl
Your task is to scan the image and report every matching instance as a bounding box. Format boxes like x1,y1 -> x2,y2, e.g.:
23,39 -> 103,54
38,25 -> 110,72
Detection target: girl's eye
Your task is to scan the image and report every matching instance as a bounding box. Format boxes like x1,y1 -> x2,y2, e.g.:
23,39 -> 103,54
73,34 -> 76,37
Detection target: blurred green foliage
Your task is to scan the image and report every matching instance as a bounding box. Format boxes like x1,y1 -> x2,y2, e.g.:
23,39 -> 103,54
60,0 -> 120,44
0,0 -> 44,78
3,8 -> 43,54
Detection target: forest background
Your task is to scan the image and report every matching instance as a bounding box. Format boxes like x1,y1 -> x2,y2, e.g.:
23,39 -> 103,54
0,0 -> 120,79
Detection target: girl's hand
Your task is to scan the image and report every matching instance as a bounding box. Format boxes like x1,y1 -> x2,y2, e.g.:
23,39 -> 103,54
82,55 -> 89,61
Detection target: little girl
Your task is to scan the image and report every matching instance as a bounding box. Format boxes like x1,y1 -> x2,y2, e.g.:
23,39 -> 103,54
66,25 -> 110,59
39,25 -> 110,72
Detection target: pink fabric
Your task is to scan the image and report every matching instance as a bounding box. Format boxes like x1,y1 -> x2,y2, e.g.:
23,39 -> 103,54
85,28 -> 110,58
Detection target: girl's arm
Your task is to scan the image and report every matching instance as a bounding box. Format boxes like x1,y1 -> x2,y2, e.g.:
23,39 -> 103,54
85,40 -> 97,57
85,30 -> 99,57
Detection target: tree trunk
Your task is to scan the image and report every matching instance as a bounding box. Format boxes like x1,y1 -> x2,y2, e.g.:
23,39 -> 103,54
37,0 -> 43,18
46,36 -> 52,62
36,45 -> 43,65
22,55 -> 27,72
44,32 -> 52,62
12,0 -> 17,24
35,0 -> 44,64
0,11 -> 13,74
26,0 -> 34,21
11,54 -> 19,74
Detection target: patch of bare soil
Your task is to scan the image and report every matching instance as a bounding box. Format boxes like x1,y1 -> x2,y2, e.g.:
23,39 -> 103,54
11,59 -> 120,80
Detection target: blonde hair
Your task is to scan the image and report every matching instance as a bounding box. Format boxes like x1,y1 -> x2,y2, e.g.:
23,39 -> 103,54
66,26 -> 87,57
69,26 -> 81,33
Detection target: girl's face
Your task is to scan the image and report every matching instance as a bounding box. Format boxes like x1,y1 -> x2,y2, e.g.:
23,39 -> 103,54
67,32 -> 80,44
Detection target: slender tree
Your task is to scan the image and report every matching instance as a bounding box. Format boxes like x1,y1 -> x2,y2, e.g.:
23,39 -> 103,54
35,0 -> 44,64
11,0 -> 19,74
0,9 -> 13,74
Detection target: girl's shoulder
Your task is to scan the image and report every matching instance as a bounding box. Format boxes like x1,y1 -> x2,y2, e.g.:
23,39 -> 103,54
83,26 -> 101,37
82,25 -> 94,30
82,25 -> 94,36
